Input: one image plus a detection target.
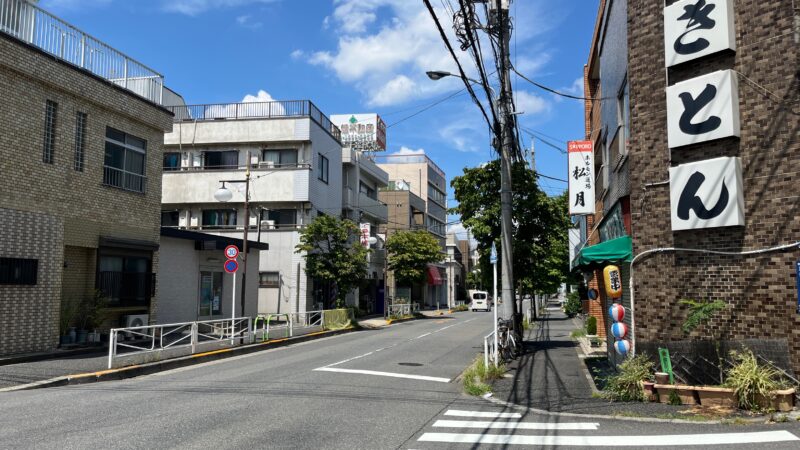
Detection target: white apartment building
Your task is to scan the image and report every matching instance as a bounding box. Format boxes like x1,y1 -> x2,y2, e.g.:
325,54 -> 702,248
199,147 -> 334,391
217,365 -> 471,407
161,100 -> 343,315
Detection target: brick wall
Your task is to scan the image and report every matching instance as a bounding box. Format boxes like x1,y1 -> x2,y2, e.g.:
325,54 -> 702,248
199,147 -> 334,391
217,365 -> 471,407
0,32 -> 173,354
628,1 -> 800,373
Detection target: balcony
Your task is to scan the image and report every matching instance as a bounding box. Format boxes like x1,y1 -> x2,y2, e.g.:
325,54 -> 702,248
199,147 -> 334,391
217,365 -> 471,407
0,0 -> 164,104
343,187 -> 388,223
162,166 -> 310,205
166,100 -> 341,143
342,148 -> 389,185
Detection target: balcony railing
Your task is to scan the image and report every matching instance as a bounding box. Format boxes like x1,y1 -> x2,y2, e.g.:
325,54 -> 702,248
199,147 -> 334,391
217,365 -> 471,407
163,163 -> 311,172
166,100 -> 342,142
0,0 -> 164,104
103,166 -> 146,193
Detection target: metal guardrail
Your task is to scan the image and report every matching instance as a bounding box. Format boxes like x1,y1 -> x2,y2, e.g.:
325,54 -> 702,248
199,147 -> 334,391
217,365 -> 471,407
107,317 -> 251,369
387,303 -> 419,318
0,0 -> 164,104
166,100 -> 342,142
251,310 -> 325,342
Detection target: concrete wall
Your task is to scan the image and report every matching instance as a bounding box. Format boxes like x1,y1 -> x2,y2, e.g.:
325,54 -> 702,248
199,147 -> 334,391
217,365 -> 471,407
628,0 -> 800,373
157,237 -> 260,324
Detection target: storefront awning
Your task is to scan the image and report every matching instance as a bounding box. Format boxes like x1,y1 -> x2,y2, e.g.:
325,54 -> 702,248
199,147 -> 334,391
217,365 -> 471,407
572,235 -> 632,271
427,264 -> 443,285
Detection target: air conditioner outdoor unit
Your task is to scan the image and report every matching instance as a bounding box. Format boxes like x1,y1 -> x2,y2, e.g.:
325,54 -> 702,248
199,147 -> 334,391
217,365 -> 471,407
123,314 -> 149,328
260,220 -> 276,230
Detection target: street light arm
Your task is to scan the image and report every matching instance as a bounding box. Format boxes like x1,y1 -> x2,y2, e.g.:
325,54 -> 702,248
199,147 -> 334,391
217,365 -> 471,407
426,70 -> 495,98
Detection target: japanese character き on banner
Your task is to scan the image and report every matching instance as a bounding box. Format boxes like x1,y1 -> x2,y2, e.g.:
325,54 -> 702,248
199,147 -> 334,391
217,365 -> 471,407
568,141 -> 595,215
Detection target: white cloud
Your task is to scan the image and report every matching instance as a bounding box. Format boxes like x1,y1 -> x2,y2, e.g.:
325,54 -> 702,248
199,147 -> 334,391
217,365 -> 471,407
514,91 -> 551,116
513,53 -> 551,76
162,0 -> 280,16
385,146 -> 426,163
290,49 -> 305,60
395,146 -> 425,155
236,14 -> 263,29
439,119 -> 486,153
242,90 -> 276,103
447,222 -> 468,239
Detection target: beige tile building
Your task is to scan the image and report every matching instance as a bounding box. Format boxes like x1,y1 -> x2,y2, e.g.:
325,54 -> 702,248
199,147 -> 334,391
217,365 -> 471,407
0,0 -> 173,355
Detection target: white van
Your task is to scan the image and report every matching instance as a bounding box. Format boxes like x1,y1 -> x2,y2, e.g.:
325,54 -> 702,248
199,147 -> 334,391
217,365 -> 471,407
469,290 -> 490,312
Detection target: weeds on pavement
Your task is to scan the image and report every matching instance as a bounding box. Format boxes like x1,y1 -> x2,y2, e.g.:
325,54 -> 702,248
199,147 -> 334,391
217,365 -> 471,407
463,357 -> 506,396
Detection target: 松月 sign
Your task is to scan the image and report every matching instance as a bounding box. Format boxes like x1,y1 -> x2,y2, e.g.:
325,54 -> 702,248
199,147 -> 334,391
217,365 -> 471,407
666,69 -> 740,148
568,141 -> 595,215
664,0 -> 736,68
669,156 -> 744,230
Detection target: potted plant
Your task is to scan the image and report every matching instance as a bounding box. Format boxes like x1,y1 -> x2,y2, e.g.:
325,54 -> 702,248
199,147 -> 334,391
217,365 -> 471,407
725,349 -> 795,412
58,298 -> 78,347
79,290 -> 109,346
563,292 -> 581,318
585,316 -> 598,346
602,354 -> 654,402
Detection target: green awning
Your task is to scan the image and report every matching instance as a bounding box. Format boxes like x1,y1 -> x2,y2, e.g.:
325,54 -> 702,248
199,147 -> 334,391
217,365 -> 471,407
572,235 -> 632,271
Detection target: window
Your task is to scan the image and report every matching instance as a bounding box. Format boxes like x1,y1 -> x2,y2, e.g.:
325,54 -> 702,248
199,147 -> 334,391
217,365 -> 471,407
617,78 -> 630,156
43,100 -> 57,164
259,272 -> 280,287
163,152 -> 181,171
104,127 -> 147,193
260,209 -> 297,228
97,254 -> 152,307
0,258 -> 38,285
74,112 -> 87,171
262,149 -> 298,167
318,153 -> 329,183
428,217 -> 446,236
161,210 -> 180,227
427,183 -> 446,206
203,151 -> 238,169
202,209 -> 237,229
359,181 -> 376,200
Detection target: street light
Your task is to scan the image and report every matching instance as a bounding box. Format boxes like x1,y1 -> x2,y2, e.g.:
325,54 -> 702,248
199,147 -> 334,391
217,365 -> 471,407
214,151 -> 251,325
425,71 -> 495,96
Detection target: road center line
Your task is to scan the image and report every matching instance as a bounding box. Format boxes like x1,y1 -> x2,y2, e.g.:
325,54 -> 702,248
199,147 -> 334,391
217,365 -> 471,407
418,431 -> 800,446
320,317 -> 478,369
314,367 -> 450,383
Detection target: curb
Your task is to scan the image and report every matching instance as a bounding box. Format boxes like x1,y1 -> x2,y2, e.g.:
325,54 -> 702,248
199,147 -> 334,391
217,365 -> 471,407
0,327 -> 357,393
480,396 -> 770,425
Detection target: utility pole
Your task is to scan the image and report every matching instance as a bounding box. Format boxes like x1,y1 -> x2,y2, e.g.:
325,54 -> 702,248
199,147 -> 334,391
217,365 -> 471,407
240,151 -> 251,322
488,0 -> 521,337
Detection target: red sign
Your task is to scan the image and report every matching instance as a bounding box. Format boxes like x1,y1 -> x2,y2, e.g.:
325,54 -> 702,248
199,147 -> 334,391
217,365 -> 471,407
224,245 -> 239,260
224,259 -> 239,273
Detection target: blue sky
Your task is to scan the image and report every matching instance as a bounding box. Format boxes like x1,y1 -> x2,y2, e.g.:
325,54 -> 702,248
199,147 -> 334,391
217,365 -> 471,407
42,0 -> 599,236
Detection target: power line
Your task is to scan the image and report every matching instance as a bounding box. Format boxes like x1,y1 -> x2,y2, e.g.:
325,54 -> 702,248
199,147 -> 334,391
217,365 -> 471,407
511,65 -> 614,101
387,88 -> 469,128
520,127 -> 567,154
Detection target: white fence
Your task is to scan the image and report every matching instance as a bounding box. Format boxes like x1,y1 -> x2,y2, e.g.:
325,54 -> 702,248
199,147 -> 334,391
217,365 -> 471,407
107,309 -> 350,369
387,303 -> 420,318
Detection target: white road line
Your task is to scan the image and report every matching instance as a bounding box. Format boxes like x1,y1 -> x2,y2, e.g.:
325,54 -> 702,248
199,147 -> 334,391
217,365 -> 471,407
418,430 -> 800,446
319,317 -> 479,369
444,410 -> 522,419
433,420 -> 599,430
313,367 -> 450,383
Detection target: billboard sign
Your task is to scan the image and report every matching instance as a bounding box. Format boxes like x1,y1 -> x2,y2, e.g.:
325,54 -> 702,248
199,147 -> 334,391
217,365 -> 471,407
669,156 -> 744,230
359,223 -> 371,249
568,141 -> 595,215
664,0 -> 736,68
666,69 -> 740,148
331,114 -> 387,151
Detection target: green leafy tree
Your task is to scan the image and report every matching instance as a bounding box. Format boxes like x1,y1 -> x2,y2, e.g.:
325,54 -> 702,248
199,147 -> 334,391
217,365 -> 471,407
296,215 -> 369,308
385,230 -> 442,287
450,160 -> 570,297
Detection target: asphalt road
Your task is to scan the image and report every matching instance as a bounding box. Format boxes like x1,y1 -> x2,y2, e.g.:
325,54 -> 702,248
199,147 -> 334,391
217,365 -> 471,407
1,311 -> 799,449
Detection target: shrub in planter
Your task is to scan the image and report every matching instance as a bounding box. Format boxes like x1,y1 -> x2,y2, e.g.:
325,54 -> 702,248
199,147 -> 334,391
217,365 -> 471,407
724,349 -> 787,411
563,292 -> 581,318
586,316 -> 597,336
602,354 -> 655,402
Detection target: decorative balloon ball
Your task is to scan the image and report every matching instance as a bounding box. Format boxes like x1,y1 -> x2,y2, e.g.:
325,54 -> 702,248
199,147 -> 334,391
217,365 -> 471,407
608,303 -> 625,322
614,339 -> 631,356
611,322 -> 628,339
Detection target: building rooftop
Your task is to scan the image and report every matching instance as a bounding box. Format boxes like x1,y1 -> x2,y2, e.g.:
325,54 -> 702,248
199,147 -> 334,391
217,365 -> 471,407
0,0 -> 165,105
374,153 -> 445,179
166,100 -> 342,142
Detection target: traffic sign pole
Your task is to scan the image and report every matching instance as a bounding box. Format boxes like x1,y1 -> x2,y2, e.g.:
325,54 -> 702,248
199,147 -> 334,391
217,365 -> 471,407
231,270 -> 236,344
491,243 -> 498,365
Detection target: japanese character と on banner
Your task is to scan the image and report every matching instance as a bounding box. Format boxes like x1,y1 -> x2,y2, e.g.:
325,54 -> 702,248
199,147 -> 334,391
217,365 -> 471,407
568,141 -> 595,215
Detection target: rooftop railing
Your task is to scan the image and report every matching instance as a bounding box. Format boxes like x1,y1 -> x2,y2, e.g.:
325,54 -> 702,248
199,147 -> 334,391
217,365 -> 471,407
167,100 -> 342,142
373,153 -> 445,179
0,0 -> 164,104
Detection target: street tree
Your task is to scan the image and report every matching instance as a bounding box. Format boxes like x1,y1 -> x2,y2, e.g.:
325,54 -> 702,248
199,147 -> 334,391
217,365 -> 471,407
450,160 -> 571,297
385,230 -> 442,288
295,215 -> 369,308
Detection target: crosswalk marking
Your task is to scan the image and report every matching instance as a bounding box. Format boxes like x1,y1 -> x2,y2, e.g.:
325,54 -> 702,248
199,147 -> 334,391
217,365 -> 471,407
418,430 -> 800,446
433,419 -> 599,430
443,409 -> 521,419
314,367 -> 450,383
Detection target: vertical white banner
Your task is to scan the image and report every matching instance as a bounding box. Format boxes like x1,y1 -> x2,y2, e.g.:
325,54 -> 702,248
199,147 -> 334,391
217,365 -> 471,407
359,222 -> 371,248
568,141 -> 595,215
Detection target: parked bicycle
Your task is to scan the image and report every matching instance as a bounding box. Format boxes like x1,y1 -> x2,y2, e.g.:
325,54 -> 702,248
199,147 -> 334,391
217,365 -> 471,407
496,318 -> 519,363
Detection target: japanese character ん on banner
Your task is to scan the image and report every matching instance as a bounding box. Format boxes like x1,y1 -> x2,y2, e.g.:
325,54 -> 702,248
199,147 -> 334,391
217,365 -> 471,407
568,140 -> 595,215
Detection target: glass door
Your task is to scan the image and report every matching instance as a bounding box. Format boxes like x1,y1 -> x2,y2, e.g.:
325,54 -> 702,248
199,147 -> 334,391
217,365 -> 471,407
198,271 -> 223,318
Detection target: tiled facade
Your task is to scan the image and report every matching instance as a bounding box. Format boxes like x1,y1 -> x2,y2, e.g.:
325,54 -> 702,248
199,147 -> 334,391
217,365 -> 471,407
0,31 -> 172,355
628,1 -> 800,373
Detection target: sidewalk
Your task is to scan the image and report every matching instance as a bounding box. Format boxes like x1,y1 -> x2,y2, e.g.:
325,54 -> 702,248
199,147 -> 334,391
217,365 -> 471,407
489,305 -> 693,418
